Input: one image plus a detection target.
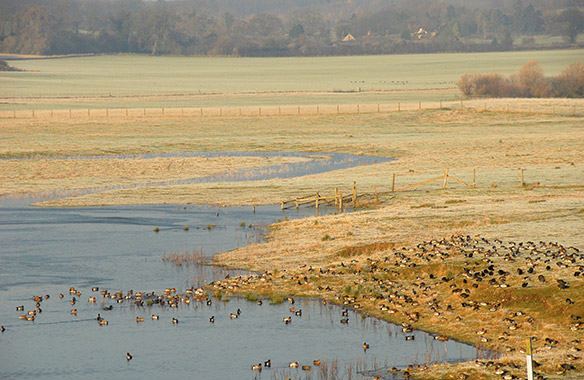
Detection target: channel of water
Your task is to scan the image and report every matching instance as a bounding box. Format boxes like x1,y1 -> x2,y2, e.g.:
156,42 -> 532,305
0,152 -> 486,380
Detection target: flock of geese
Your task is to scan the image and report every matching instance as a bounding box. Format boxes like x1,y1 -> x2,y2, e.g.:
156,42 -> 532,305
5,234 -> 582,379
7,285 -> 390,376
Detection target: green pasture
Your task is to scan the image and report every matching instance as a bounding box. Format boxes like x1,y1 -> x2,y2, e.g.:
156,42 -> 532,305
0,49 -> 582,110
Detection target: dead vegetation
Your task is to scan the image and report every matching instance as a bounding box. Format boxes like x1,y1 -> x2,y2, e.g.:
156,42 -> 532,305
209,235 -> 584,380
2,98 -> 583,379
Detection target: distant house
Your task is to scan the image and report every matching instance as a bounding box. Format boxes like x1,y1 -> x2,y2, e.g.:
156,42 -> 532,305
342,33 -> 356,42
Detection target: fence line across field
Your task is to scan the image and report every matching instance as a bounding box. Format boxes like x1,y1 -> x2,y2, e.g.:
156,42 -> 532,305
1,101 -> 580,119
281,167 -> 584,211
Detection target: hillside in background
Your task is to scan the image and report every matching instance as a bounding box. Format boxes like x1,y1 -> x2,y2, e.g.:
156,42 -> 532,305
0,0 -> 583,56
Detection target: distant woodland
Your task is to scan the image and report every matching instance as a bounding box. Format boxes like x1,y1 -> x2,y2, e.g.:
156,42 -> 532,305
1,0 -> 583,56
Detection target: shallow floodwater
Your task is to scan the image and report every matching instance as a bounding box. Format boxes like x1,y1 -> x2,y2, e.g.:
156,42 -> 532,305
1,152 -> 482,379
0,203 -> 483,380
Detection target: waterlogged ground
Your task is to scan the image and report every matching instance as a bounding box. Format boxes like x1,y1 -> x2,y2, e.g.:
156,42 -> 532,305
0,202 -> 482,380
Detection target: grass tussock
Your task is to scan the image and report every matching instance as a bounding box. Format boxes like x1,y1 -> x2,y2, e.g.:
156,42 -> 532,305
162,250 -> 206,266
267,292 -> 287,305
337,242 -> 396,258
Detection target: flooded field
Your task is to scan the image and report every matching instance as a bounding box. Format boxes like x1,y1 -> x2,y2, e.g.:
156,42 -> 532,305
0,202 -> 484,380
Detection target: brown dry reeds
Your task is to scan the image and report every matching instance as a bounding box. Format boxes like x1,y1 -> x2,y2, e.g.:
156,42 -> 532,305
162,249 -> 206,267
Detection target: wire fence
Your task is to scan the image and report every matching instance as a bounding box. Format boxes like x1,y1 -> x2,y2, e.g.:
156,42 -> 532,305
0,100 -> 581,119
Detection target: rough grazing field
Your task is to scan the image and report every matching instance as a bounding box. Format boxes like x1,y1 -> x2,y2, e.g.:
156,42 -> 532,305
1,52 -> 583,380
0,49 -> 582,110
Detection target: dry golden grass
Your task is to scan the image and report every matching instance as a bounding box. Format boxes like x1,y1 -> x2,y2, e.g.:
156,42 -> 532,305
0,155 -> 308,197
2,97 -> 584,379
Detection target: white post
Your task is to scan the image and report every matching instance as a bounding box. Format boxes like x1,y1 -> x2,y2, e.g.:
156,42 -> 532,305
526,338 -> 534,380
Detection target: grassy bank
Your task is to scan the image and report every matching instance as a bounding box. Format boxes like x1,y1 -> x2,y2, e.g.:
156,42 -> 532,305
1,57 -> 583,378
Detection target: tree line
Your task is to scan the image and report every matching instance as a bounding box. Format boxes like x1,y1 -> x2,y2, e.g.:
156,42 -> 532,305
0,0 -> 583,56
457,61 -> 584,98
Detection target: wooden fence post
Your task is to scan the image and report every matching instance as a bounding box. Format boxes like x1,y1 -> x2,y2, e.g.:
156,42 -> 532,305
398,102 -> 400,112
337,105 -> 340,114
279,107 -> 281,116
162,108 -> 165,116
200,108 -> 203,117
373,185 -> 379,203
442,168 -> 449,189
352,181 -> 357,208
295,198 -> 299,209
315,193 -> 319,209
13,109 -> 16,118
317,105 -> 320,115
32,109 -> 35,117
259,107 -> 261,116
440,99 -> 442,109
357,104 -> 360,114
521,169 -> 525,187
473,168 -> 476,188
339,193 -> 343,210
377,104 -> 380,113
391,173 -> 395,192
335,187 -> 339,206
526,338 -> 534,380
419,101 -> 421,110
298,106 -> 300,115
281,201 -> 285,211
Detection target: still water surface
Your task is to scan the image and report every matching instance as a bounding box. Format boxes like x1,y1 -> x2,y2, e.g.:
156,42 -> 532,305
1,152 -> 481,379
0,203 -> 482,380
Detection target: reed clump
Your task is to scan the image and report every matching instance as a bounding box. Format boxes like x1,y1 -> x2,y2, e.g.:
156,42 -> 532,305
162,250 -> 206,267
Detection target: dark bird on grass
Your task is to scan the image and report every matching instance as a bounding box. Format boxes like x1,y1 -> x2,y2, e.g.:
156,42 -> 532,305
264,359 -> 271,367
172,318 -> 178,324
209,316 -> 215,323
126,352 -> 132,361
363,341 -> 370,351
1,326 -> 5,333
340,318 -> 349,324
